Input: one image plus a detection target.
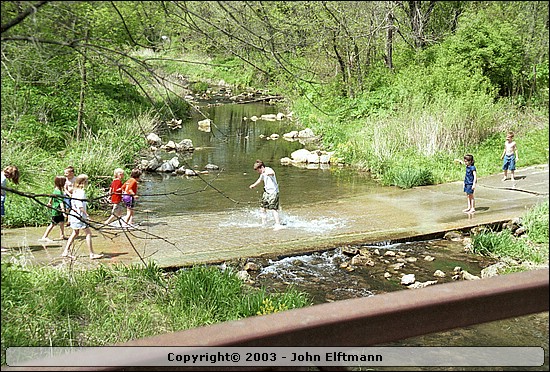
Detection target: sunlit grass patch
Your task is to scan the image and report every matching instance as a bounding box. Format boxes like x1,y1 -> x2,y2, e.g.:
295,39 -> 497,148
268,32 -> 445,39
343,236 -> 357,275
1,262 -> 311,364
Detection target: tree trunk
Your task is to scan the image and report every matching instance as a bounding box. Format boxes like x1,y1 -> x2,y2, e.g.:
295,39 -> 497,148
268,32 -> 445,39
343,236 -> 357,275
406,0 -> 436,49
386,2 -> 395,70
76,30 -> 89,140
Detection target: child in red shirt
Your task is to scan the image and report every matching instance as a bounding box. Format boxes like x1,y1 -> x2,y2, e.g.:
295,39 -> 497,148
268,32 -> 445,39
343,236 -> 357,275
103,168 -> 125,226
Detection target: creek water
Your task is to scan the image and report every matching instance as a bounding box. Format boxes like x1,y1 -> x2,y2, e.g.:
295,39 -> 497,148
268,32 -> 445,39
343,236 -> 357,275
137,96 -> 548,370
138,99 -> 378,216
245,239 -> 548,371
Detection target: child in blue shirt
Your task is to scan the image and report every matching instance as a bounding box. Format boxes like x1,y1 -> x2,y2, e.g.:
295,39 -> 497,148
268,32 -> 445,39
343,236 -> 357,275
462,154 -> 477,213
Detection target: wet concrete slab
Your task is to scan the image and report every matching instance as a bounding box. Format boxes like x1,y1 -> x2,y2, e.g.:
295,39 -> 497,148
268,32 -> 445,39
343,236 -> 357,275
1,164 -> 548,269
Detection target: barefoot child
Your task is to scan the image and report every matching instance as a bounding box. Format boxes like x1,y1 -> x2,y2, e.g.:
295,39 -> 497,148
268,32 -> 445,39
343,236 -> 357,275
1,165 -> 20,223
501,131 -> 518,181
61,174 -> 103,260
121,168 -> 142,227
39,176 -> 67,242
249,159 -> 283,230
462,154 -> 477,213
103,168 -> 125,226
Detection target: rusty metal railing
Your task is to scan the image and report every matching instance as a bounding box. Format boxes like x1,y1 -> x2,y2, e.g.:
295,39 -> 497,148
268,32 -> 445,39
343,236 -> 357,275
4,268 -> 548,371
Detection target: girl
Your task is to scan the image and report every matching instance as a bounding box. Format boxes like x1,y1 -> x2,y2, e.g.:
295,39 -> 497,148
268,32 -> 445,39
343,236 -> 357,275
63,166 -> 76,226
39,176 -> 67,242
462,154 -> 477,213
121,168 -> 142,227
103,168 -> 125,226
1,165 -> 20,221
61,174 -> 103,259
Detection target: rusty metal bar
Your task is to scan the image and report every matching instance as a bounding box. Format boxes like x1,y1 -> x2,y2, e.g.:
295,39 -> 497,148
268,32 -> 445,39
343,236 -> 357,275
4,268 -> 548,371
123,268 -> 549,348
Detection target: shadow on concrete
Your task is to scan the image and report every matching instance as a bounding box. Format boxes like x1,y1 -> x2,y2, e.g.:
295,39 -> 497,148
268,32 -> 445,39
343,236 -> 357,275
475,206 -> 490,212
102,252 -> 129,259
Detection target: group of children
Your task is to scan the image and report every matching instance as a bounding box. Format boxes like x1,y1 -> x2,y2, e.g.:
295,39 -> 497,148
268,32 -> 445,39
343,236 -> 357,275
38,166 -> 142,260
460,131 -> 519,214
2,130 -> 520,256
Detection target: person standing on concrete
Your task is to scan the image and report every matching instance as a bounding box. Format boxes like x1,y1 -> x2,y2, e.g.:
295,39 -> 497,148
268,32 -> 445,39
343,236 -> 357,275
462,154 -> 477,213
1,165 -> 20,252
249,159 -> 283,230
39,175 -> 67,242
121,168 -> 141,227
501,131 -> 518,182
62,174 -> 103,260
63,166 -> 77,226
1,165 -> 20,223
103,168 -> 125,227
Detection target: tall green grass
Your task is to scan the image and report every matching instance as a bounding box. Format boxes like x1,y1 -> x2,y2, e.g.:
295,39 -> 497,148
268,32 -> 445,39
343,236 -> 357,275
1,261 -> 311,363
522,201 -> 549,244
471,230 -> 546,264
470,201 -> 549,265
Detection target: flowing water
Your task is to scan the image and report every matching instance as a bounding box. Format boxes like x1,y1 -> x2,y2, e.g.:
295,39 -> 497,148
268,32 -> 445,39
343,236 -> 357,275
138,99 -> 379,216
136,96 -> 547,370
244,239 -> 549,371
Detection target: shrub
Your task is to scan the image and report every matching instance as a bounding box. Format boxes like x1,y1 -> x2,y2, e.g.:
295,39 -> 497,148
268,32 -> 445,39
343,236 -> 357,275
189,81 -> 209,95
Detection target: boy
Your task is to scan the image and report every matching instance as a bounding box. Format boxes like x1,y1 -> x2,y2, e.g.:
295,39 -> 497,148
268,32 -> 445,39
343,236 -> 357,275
249,160 -> 283,230
103,168 -> 125,226
501,131 -> 518,181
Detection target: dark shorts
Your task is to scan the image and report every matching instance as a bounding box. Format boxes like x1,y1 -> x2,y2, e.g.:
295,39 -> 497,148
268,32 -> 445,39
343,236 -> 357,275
51,214 -> 65,224
464,184 -> 474,195
502,155 -> 516,171
1,198 -> 4,217
123,195 -> 136,209
260,191 -> 279,210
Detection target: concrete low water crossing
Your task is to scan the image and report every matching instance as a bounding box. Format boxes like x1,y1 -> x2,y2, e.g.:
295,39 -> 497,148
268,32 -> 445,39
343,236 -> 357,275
1,164 -> 547,269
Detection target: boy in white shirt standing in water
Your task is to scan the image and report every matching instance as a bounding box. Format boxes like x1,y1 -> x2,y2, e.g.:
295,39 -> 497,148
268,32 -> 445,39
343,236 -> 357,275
249,159 -> 284,230
501,131 -> 519,182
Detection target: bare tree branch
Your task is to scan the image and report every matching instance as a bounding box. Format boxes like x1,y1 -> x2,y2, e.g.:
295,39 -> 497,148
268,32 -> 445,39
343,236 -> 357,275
1,1 -> 49,34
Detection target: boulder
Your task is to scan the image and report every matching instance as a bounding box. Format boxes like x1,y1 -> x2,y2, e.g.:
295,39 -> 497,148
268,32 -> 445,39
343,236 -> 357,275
291,149 -> 311,163
401,274 -> 416,285
198,119 -> 211,132
147,133 -> 162,146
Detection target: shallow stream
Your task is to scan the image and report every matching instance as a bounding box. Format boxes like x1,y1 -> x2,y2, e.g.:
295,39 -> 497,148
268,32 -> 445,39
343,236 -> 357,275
243,238 -> 549,371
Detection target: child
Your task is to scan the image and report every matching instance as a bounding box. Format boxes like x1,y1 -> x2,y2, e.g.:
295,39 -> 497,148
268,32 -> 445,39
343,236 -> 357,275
63,166 -> 76,226
462,154 -> 477,213
249,159 -> 283,230
61,174 -> 103,260
121,168 -> 142,227
103,168 -> 125,226
39,176 -> 67,242
1,165 -> 20,222
501,131 -> 519,181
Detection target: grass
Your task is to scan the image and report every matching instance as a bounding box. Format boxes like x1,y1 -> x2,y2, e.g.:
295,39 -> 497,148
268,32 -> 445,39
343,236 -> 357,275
521,200 -> 549,244
0,261 -> 311,365
470,201 -> 549,266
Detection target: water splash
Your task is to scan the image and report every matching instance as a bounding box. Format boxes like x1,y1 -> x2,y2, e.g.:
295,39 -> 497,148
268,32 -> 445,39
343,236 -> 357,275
219,208 -> 347,233
282,214 -> 347,233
